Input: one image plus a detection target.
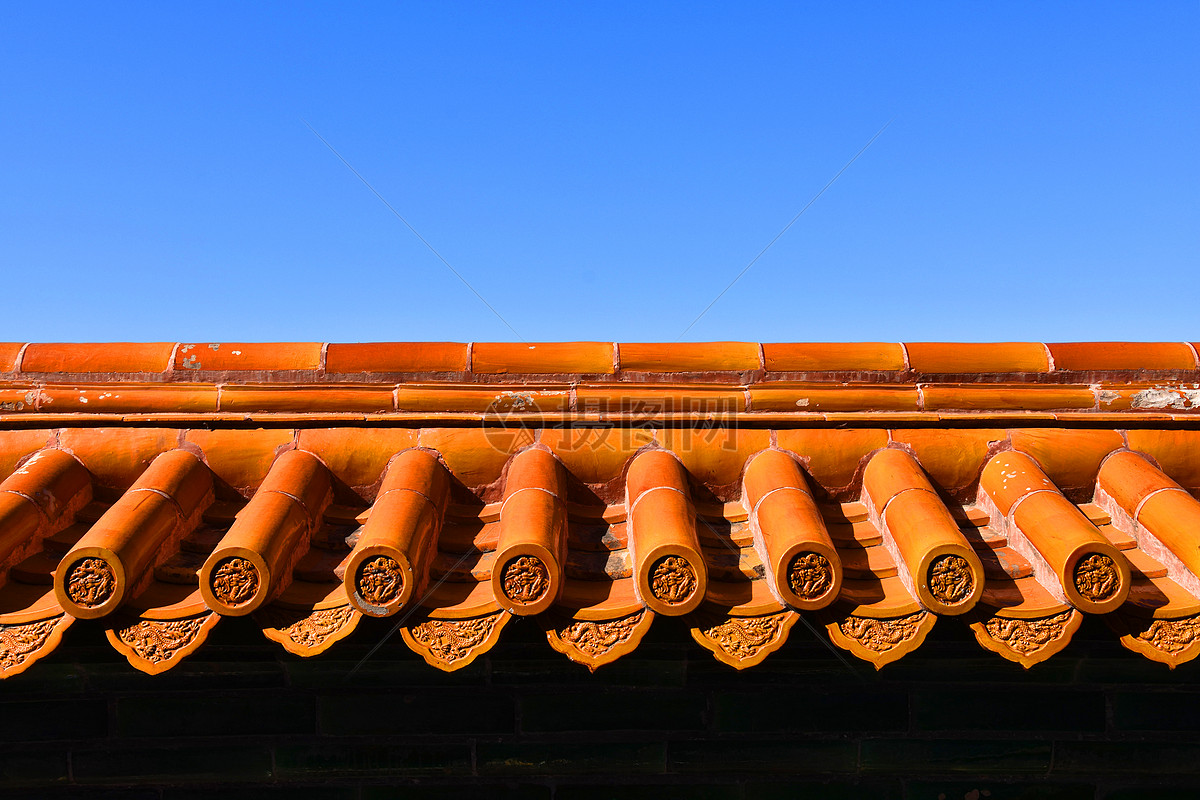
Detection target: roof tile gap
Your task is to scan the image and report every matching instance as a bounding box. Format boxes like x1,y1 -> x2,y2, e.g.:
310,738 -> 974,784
757,342 -> 766,372
165,342 -> 182,381
916,384 -> 926,412
1186,342 -> 1200,370
318,342 -> 329,377
13,342 -> 31,374
465,342 -> 475,377
1043,342 -> 1056,372
611,341 -> 620,373
898,342 -> 912,371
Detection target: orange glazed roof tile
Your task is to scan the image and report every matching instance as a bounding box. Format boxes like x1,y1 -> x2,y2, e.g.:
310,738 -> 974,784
2,341 -> 1200,676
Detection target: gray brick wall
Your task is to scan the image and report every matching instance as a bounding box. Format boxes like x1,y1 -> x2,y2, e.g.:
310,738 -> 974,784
1,614 -> 1198,799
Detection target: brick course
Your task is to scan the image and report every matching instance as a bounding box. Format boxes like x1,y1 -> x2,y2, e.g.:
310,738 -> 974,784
1,615 -> 1198,797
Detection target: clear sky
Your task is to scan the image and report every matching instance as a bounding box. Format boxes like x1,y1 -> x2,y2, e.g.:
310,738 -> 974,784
2,3 -> 1196,343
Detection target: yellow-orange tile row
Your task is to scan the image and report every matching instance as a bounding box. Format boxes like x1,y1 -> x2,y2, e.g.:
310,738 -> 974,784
2,342 -> 1198,379
2,423 -> 1200,675
1,382 -> 1199,416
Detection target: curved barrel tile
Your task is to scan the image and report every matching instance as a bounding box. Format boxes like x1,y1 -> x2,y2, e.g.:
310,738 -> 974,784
1098,450 -> 1200,598
199,450 -> 332,616
981,450 -> 1130,614
343,449 -> 449,617
863,449 -> 984,616
625,450 -> 707,616
0,449 -> 92,577
492,448 -> 568,615
743,450 -> 841,610
55,450 -> 212,619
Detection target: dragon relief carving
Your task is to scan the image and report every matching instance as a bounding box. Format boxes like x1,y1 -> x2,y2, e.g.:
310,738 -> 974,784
502,555 -> 549,604
408,615 -> 500,665
1074,553 -> 1120,602
114,617 -> 208,664
1130,616 -> 1200,654
66,557 -> 115,607
929,554 -> 973,605
357,555 -> 402,605
788,552 -> 832,600
211,557 -> 260,606
701,613 -> 789,660
0,618 -> 61,673
982,610 -> 1075,655
838,612 -> 928,652
260,606 -> 357,649
556,612 -> 646,658
649,555 -> 696,604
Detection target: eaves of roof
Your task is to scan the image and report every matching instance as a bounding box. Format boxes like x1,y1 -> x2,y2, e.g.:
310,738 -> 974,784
0,341 -> 1198,678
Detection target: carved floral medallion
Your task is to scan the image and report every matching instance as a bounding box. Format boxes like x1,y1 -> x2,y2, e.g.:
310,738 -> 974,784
259,605 -> 358,652
211,557 -> 260,606
557,612 -> 645,658
502,555 -> 549,604
114,617 -> 208,664
0,618 -> 62,674
699,613 -> 790,661
788,552 -> 832,600
928,554 -> 973,605
838,611 -> 928,653
408,615 -> 500,666
649,555 -> 696,605
1131,616 -> 1200,655
1074,553 -> 1120,602
66,557 -> 115,607
982,610 -> 1075,655
357,555 -> 402,605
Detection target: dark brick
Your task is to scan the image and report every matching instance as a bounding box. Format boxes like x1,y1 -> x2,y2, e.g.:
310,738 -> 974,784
1054,741 -> 1200,775
0,750 -> 69,787
73,745 -> 272,782
1102,786 -> 1200,799
289,657 -> 486,687
275,740 -> 471,777
0,664 -> 86,695
1076,655 -> 1200,685
880,656 -> 1079,685
492,658 -> 685,687
557,783 -> 742,800
1112,690 -> 1200,731
714,688 -> 907,732
686,654 -> 871,687
746,781 -> 904,799
319,689 -> 514,735
116,692 -> 314,737
670,739 -> 857,774
363,785 -> 551,800
85,661 -> 286,692
913,689 -> 1105,732
0,698 -> 107,740
520,690 -> 706,732
6,790 -> 159,800
166,788 -> 357,800
907,781 -> 1096,799
478,741 -> 666,775
860,739 -> 1051,775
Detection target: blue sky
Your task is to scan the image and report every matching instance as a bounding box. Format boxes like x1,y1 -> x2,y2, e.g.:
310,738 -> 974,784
2,3 -> 1196,343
